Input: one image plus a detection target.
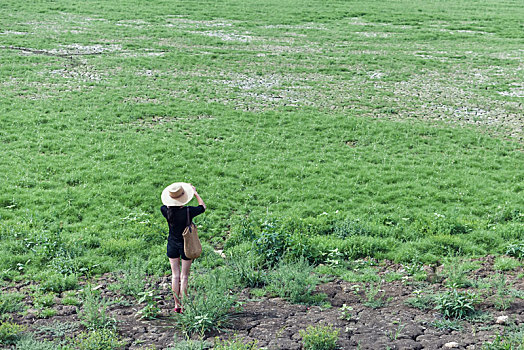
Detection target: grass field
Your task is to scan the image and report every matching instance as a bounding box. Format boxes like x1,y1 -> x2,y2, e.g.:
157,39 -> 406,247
1,0 -> 523,299
1,0 -> 524,348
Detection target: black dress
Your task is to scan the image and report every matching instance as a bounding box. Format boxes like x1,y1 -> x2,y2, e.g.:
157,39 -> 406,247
161,205 -> 205,260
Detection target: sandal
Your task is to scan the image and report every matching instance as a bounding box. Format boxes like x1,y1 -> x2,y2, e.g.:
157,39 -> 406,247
174,307 -> 182,314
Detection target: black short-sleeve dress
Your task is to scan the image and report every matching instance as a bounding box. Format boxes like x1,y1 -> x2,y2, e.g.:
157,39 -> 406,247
161,205 -> 205,260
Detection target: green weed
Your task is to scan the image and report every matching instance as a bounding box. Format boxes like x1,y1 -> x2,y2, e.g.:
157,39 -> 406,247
0,321 -> 26,345
493,256 -> 522,271
78,287 -> 116,331
266,258 -> 323,305
0,293 -> 25,318
213,336 -> 261,350
482,323 -> 524,350
361,281 -> 391,309
435,289 -> 480,319
176,269 -> 237,337
75,329 -> 125,350
404,290 -> 435,310
300,324 -> 339,350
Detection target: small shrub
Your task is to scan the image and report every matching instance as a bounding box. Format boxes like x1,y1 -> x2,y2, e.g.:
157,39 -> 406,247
506,242 -> 524,260
0,321 -> 26,345
176,269 -> 237,337
253,220 -> 291,266
135,290 -> 160,320
35,320 -> 78,339
429,319 -> 463,331
62,296 -> 81,306
213,335 -> 261,350
33,293 -> 55,309
404,290 -> 435,310
488,274 -> 515,311
109,258 -> 147,298
76,329 -> 125,350
79,287 -> 116,331
0,292 -> 25,316
493,256 -> 522,271
39,273 -> 78,293
299,324 -> 339,350
266,258 -> 322,304
435,289 -> 479,319
442,258 -> 476,288
14,335 -> 58,350
482,323 -> 524,350
361,281 -> 391,309
227,252 -> 266,288
37,308 -> 57,319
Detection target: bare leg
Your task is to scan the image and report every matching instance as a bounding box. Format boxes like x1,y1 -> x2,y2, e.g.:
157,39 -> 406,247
180,258 -> 192,306
169,258 -> 181,308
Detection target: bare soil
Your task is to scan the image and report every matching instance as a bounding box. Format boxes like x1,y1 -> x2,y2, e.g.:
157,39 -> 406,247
5,256 -> 523,349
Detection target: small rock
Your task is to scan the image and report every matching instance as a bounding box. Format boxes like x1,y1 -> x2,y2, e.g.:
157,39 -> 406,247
466,346 -> 476,350
496,316 -> 508,324
444,342 -> 459,348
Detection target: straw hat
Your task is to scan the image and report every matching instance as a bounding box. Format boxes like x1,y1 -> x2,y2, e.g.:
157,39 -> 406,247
161,182 -> 194,206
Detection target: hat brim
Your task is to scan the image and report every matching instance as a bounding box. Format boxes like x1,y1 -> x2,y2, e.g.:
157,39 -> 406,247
161,182 -> 195,206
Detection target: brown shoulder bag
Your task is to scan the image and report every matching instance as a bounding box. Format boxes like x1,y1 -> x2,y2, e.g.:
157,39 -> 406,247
182,207 -> 202,259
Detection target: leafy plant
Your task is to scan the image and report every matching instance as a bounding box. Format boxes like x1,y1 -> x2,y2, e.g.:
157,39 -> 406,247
0,292 -> 25,317
361,281 -> 391,309
435,289 -> 480,319
75,329 -> 125,350
338,304 -> 354,321
404,290 -> 435,310
176,269 -> 237,337
37,308 -> 57,319
165,339 -> 212,350
505,243 -> 524,260
0,321 -> 26,345
493,256 -> 522,271
387,321 -> 405,341
482,323 -> 524,350
32,292 -> 55,309
442,258 -> 475,288
13,335 -> 59,350
213,336 -> 261,350
488,274 -> 515,311
39,273 -> 78,293
227,252 -> 266,288
429,319 -> 463,331
79,287 -> 116,331
35,320 -> 78,339
135,290 -> 161,320
299,324 -> 339,350
266,258 -> 323,304
109,258 -> 147,298
253,220 -> 291,266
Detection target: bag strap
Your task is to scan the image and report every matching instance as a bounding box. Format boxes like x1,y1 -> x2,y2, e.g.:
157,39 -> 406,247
186,207 -> 190,227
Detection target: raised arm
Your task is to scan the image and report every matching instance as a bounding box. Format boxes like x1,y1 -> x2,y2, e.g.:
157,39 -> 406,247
192,185 -> 206,210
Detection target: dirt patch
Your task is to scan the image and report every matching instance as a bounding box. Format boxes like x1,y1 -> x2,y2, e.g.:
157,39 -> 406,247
4,256 -> 523,349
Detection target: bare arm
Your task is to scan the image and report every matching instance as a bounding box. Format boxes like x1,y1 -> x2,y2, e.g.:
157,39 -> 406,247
192,185 -> 206,210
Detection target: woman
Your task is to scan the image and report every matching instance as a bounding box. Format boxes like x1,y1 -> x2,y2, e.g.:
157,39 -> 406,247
161,182 -> 206,313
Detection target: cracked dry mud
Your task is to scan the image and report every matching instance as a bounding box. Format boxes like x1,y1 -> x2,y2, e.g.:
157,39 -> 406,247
5,256 -> 523,349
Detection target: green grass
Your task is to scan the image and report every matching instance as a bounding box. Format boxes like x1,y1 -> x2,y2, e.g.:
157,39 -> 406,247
0,0 -> 523,279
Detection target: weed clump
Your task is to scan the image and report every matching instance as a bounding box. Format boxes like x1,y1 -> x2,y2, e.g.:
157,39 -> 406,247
299,324 -> 339,350
435,289 -> 480,319
266,258 -> 324,305
176,269 -> 237,337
